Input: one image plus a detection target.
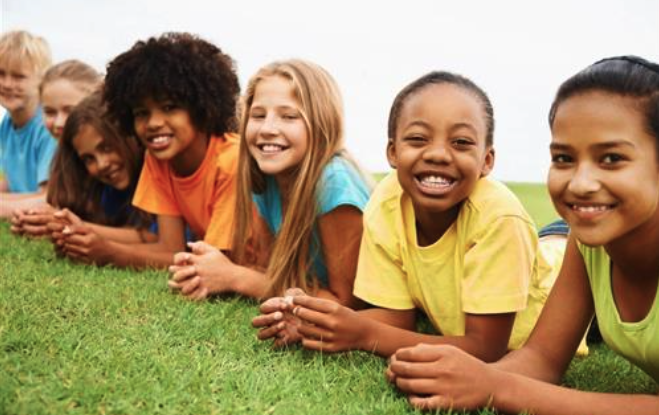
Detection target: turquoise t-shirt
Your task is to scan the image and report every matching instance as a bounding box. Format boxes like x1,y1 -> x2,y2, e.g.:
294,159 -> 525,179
0,110 -> 57,193
578,243 -> 659,383
252,156 -> 371,287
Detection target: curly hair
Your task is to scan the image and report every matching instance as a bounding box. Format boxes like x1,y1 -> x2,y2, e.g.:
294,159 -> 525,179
103,32 -> 240,138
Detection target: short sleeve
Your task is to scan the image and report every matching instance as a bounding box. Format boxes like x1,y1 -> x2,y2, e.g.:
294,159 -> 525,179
203,170 -> 238,250
132,155 -> 181,216
461,215 -> 536,314
36,131 -> 57,185
353,212 -> 415,310
318,158 -> 370,215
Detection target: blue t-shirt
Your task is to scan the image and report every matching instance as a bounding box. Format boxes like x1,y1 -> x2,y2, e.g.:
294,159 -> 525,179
0,110 -> 57,193
253,156 -> 371,287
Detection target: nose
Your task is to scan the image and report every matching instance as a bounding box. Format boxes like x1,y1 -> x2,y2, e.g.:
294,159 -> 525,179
54,112 -> 67,130
258,113 -> 280,136
96,154 -> 111,173
146,110 -> 165,130
423,141 -> 452,164
567,162 -> 601,196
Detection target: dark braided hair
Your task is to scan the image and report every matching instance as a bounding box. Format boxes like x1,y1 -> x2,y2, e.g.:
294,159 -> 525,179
103,32 -> 240,138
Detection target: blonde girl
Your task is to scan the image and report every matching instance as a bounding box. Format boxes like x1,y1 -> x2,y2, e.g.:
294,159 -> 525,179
169,60 -> 371,333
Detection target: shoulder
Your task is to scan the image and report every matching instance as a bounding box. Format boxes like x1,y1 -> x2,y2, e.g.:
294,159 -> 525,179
464,177 -> 533,223
363,171 -> 403,229
212,133 -> 240,174
317,155 -> 372,214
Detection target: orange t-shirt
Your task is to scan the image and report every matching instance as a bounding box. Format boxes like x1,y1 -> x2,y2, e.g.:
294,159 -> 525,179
132,133 -> 239,250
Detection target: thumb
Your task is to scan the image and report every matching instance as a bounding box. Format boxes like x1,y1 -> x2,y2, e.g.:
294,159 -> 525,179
188,241 -> 217,255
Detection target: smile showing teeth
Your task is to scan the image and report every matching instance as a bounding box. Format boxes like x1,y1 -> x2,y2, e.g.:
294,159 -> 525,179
150,136 -> 170,144
417,174 -> 453,188
259,144 -> 287,153
571,204 -> 611,212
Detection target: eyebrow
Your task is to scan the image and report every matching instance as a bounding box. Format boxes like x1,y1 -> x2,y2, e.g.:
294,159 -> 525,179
550,140 -> 636,151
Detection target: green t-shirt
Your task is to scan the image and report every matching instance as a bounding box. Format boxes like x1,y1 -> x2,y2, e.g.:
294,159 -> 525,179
579,243 -> 659,382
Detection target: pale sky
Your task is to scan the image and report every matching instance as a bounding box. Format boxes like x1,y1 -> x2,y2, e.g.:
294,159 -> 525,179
2,0 -> 658,182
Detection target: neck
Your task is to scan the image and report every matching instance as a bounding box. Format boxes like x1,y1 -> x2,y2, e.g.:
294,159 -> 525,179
414,204 -> 460,247
10,98 -> 39,129
605,210 -> 659,282
171,133 -> 210,177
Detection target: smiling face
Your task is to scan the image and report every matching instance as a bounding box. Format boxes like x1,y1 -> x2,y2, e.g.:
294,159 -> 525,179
132,97 -> 207,176
41,79 -> 90,140
244,75 -> 309,187
72,123 -> 131,190
388,83 -> 494,222
0,60 -> 40,116
548,91 -> 659,247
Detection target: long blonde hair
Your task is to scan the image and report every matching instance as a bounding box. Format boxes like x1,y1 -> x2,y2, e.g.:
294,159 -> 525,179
232,59 -> 350,297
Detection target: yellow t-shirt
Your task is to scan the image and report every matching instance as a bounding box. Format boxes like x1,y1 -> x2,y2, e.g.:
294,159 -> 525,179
353,172 -> 557,350
132,133 -> 239,250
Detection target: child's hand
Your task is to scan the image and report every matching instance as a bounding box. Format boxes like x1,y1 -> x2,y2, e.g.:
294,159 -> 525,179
61,224 -> 111,265
10,207 -> 55,237
292,295 -> 367,353
168,241 -> 237,301
252,288 -> 307,347
388,344 -> 499,411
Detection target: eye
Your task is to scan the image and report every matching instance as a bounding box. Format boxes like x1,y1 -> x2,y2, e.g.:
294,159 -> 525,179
282,112 -> 300,120
601,153 -> 625,165
249,111 -> 266,120
43,108 -> 57,117
98,142 -> 114,153
452,137 -> 474,148
80,155 -> 94,167
551,153 -> 573,165
162,102 -> 178,112
132,108 -> 148,119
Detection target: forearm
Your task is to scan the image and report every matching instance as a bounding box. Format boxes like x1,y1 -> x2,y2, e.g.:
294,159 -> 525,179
493,369 -> 659,415
358,317 -> 503,359
103,240 -> 176,269
229,265 -> 270,299
88,223 -> 155,244
0,193 -> 47,218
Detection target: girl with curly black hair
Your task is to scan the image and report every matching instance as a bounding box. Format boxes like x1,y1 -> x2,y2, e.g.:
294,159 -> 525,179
102,32 -> 240,268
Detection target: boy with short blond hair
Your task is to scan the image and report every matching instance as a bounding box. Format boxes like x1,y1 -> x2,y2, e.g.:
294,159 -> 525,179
0,30 -> 56,217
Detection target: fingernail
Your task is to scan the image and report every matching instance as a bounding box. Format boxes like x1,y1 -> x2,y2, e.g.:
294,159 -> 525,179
274,311 -> 283,320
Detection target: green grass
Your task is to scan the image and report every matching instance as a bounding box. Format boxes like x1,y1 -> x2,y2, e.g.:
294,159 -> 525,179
506,182 -> 560,228
1,181 -> 656,415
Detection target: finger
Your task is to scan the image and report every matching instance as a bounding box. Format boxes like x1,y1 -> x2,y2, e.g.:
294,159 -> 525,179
171,266 -> 197,283
21,224 -> 50,236
172,252 -> 192,266
64,242 -> 89,256
188,240 -> 216,255
292,295 -> 338,313
300,338 -> 340,353
58,208 -> 82,225
297,322 -> 332,341
396,377 -> 443,396
291,306 -> 336,328
168,280 -> 183,291
21,213 -> 52,225
63,233 -> 90,246
408,394 -> 452,411
180,277 -> 201,295
10,225 -> 24,235
390,360 -> 442,379
284,287 -> 307,297
259,297 -> 286,314
257,322 -> 285,341
395,344 -> 453,363
251,311 -> 284,328
190,287 -> 209,301
385,366 -> 397,384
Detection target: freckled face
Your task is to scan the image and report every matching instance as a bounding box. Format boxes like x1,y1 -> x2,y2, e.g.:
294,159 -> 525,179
548,91 -> 659,247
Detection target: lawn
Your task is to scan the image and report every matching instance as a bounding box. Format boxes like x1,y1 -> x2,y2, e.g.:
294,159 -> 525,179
1,183 -> 656,415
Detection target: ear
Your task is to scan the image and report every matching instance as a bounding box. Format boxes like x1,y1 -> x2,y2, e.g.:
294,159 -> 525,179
386,139 -> 398,169
480,147 -> 495,177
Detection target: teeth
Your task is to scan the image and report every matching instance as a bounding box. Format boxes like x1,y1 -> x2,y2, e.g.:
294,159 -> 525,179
261,144 -> 285,153
419,175 -> 452,187
572,205 -> 609,212
151,136 -> 169,144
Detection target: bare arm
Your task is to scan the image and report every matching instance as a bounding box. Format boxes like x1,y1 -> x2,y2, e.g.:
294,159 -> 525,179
59,215 -> 186,269
0,185 -> 48,218
315,205 -> 364,307
87,223 -> 157,244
